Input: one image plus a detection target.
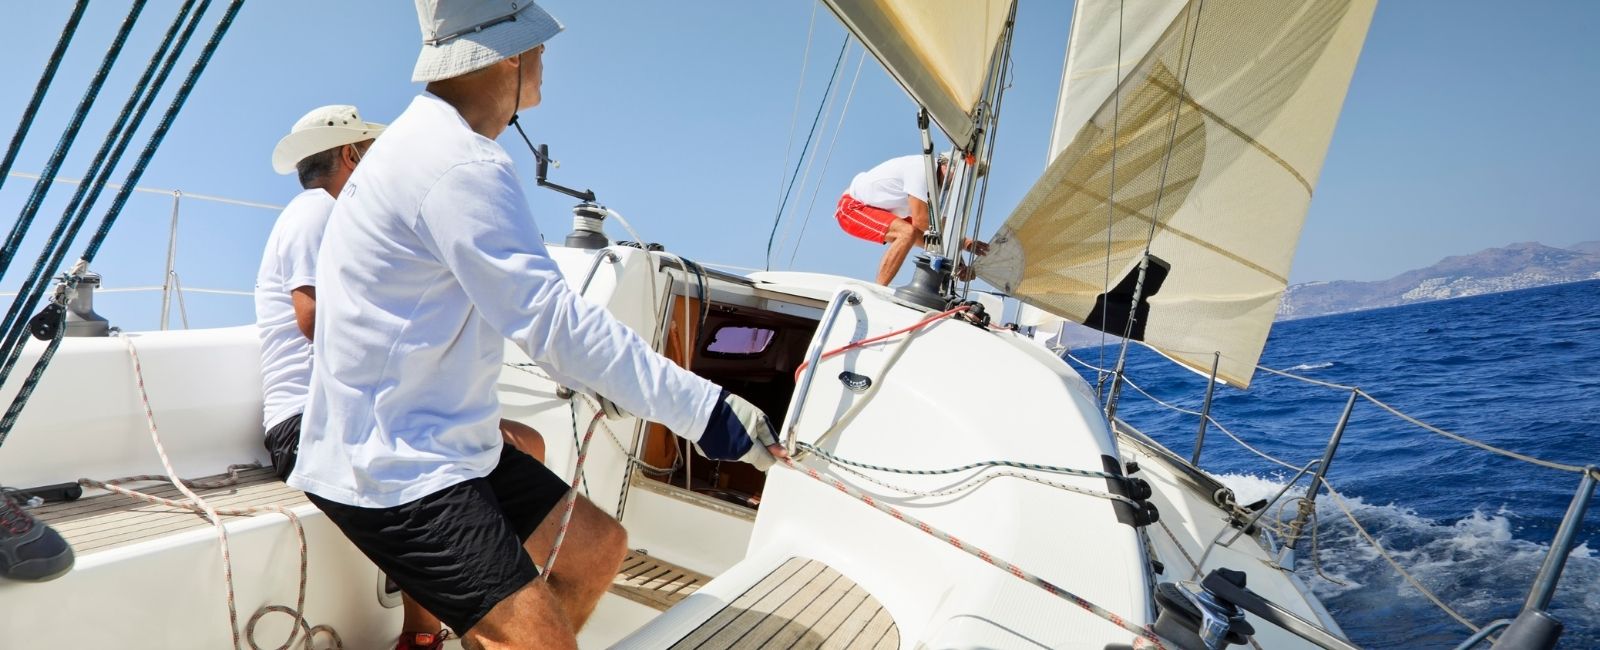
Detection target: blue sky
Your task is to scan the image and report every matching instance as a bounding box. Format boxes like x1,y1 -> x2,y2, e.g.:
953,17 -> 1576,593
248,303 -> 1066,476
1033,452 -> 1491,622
0,1 -> 1595,331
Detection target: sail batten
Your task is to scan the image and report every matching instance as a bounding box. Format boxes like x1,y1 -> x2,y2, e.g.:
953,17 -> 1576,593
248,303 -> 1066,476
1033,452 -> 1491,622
979,0 -> 1377,387
821,0 -> 1013,149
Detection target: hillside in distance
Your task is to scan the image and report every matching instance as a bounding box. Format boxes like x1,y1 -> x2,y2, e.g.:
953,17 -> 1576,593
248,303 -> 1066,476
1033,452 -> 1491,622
1277,242 -> 1600,320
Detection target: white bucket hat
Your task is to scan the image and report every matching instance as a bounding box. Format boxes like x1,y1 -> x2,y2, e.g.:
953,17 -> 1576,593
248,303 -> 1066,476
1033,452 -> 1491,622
412,0 -> 564,83
270,105 -> 385,175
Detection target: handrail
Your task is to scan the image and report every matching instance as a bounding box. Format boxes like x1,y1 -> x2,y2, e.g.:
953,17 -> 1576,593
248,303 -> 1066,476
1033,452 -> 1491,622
576,247 -> 621,296
781,287 -> 858,455
1451,619 -> 1512,650
4,171 -> 283,211
0,285 -> 248,298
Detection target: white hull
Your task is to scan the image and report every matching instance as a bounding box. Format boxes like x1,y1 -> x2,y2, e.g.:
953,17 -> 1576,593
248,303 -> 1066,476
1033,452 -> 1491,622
0,245 -> 1348,648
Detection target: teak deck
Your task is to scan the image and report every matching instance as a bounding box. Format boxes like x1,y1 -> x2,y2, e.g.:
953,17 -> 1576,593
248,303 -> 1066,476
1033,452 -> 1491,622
668,557 -> 899,650
28,473 -> 898,648
30,466 -> 308,555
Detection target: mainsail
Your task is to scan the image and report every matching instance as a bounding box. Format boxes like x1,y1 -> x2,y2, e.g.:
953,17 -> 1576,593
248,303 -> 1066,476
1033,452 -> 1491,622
820,0 -> 1014,149
979,0 -> 1377,387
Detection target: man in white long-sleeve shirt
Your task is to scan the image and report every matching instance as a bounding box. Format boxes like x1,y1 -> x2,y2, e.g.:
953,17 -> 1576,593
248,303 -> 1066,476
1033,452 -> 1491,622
291,2 -> 784,647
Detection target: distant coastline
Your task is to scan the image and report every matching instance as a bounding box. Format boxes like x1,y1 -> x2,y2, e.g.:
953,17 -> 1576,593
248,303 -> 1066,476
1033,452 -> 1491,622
1054,242 -> 1600,349
1277,241 -> 1600,320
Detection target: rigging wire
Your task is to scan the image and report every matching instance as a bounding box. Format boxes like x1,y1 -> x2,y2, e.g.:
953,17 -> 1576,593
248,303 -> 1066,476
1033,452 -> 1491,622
771,1 -> 821,214
0,0 -> 203,369
1106,0 -> 1205,419
961,7 -> 1017,299
0,0 -> 89,231
0,0 -> 149,281
1097,0 -> 1127,395
785,49 -> 867,270
0,0 -> 243,448
773,40 -> 853,263
763,34 -> 850,271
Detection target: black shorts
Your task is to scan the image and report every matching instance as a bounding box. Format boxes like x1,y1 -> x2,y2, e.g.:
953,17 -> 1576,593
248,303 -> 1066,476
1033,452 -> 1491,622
264,413 -> 303,480
304,445 -> 571,635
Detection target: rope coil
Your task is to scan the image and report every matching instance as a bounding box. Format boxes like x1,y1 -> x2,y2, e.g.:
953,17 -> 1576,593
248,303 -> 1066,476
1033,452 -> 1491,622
109,333 -> 339,649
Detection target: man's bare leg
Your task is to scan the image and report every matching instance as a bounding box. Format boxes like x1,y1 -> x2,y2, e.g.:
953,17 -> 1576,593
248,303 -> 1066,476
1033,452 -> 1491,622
523,496 -> 628,629
399,595 -> 443,639
500,418 -> 546,462
460,579 -> 575,650
394,420 -> 545,644
877,219 -> 921,285
460,496 -> 626,648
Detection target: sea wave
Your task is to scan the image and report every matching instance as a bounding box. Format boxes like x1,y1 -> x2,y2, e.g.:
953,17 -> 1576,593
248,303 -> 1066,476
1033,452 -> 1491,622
1284,361 -> 1334,372
1089,282 -> 1600,647
1212,473 -> 1600,648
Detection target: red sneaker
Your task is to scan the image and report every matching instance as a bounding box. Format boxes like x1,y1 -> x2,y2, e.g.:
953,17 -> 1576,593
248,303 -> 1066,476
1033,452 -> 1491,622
396,631 -> 446,650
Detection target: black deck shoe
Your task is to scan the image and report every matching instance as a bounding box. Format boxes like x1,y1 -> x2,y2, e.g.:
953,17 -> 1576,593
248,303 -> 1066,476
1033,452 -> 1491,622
0,492 -> 74,582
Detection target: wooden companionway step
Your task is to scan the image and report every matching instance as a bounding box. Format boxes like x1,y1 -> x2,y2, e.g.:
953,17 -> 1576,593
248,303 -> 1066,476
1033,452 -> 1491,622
668,557 -> 899,650
28,466 -> 309,555
611,550 -> 713,611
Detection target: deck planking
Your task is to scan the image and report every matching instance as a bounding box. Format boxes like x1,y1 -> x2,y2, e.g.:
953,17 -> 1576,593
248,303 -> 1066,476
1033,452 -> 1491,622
669,558 -> 898,650
28,467 -> 308,555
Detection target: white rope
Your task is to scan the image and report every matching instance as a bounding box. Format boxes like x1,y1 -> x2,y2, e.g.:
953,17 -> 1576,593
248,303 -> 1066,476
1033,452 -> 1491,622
1119,374 -> 1204,417
1254,363 -> 1354,391
1254,363 -> 1593,476
1359,389 -> 1592,476
1201,417 -> 1303,473
1321,480 -> 1482,634
502,362 -> 680,477
111,334 -> 338,649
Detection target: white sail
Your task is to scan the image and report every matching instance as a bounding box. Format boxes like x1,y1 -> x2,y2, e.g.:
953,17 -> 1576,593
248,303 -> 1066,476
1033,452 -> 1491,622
979,0 -> 1377,387
1048,0 -> 1190,162
821,0 -> 1013,148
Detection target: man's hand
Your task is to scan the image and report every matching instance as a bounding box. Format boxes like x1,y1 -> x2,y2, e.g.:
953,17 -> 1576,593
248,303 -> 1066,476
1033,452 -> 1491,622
962,238 -> 990,256
696,389 -> 789,471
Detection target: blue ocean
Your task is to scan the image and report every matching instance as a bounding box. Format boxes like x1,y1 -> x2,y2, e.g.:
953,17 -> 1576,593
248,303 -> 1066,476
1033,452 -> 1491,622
1071,280 -> 1600,648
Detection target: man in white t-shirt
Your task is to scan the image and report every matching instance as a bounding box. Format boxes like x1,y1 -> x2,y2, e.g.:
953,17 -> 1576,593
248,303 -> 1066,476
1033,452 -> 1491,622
257,104 -> 384,482
835,153 -> 987,285
290,3 -> 785,647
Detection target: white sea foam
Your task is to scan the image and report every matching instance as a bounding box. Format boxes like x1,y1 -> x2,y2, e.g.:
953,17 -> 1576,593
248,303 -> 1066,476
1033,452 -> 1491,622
1285,361 -> 1335,372
1206,473 -> 1600,639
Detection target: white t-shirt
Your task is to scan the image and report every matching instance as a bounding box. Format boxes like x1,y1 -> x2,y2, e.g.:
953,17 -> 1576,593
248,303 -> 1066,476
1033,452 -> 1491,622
291,93 -> 722,507
846,155 -> 931,217
254,189 -> 336,430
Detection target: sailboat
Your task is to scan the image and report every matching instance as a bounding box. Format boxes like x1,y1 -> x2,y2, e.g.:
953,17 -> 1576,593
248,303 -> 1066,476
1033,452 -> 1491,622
0,0 -> 1592,648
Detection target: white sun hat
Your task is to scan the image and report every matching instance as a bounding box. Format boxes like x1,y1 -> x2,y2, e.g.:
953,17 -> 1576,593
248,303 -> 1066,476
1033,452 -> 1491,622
270,105 -> 385,175
412,0 -> 564,83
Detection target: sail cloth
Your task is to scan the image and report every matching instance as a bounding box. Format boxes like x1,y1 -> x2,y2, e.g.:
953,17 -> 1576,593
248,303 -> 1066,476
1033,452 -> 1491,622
820,0 -> 1014,149
1048,1 -> 1191,163
979,0 -> 1377,387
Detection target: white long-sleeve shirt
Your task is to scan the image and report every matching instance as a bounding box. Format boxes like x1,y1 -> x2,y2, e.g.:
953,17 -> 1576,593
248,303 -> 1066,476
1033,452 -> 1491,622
290,93 -> 720,507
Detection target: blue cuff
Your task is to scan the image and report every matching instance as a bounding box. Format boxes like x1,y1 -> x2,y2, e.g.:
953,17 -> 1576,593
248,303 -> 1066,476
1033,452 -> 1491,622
697,389 -> 754,461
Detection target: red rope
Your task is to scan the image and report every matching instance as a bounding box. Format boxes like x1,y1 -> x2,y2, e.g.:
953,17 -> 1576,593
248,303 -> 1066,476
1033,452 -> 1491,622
794,304 -> 970,380
779,456 -> 1171,648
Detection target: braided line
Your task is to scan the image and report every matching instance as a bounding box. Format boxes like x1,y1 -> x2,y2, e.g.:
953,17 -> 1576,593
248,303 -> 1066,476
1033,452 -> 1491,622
797,441 -> 1117,480
113,335 -> 339,649
780,457 -> 1172,648
824,457 -> 1140,508
541,409 -> 603,581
